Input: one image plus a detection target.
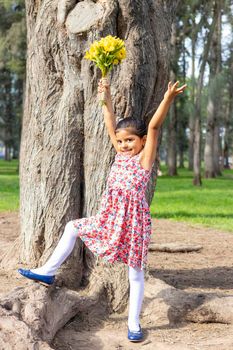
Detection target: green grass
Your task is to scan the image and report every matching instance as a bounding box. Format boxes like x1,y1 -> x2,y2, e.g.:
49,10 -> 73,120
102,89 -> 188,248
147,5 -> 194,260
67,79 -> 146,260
1,159 -> 233,232
0,159 -> 19,211
151,165 -> 233,232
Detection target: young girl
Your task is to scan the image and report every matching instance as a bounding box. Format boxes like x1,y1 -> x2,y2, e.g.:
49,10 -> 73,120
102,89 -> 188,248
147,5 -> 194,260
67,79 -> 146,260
18,79 -> 186,342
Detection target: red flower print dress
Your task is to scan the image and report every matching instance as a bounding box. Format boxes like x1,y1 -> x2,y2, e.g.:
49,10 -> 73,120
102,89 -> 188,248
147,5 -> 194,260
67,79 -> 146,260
72,153 -> 152,270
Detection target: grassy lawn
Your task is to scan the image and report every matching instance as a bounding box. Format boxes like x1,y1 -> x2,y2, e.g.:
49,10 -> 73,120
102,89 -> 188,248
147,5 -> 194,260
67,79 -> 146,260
1,159 -> 233,232
0,159 -> 19,211
151,165 -> 233,232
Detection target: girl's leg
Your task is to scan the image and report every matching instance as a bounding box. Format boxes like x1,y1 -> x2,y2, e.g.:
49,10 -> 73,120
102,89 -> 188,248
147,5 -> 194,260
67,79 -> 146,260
31,221 -> 79,276
128,266 -> 144,332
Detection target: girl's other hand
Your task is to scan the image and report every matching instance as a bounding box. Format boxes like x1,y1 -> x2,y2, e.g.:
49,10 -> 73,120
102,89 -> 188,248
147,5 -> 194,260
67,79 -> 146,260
98,78 -> 111,105
164,81 -> 187,101
98,78 -> 110,95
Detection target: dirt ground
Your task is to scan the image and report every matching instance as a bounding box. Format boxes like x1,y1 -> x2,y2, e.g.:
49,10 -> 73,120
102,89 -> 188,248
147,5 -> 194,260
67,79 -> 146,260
1,212 -> 233,350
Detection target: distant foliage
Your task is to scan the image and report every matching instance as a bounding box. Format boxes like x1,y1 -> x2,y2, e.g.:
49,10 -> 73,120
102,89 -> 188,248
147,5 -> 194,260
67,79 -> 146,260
0,0 -> 26,159
162,0 -> 233,178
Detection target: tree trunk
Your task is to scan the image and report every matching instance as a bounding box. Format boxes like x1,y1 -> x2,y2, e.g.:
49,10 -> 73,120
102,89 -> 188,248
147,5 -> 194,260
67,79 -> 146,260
177,42 -> 187,170
224,24 -> 233,169
204,98 -> 215,178
224,93 -> 232,169
204,0 -> 222,178
223,140 -> 230,169
4,144 -> 11,161
193,117 -> 202,185
188,33 -> 196,171
167,21 -> 178,176
213,1 -> 222,176
0,69 -> 14,162
213,123 -> 222,175
17,0 -> 177,288
193,4 -> 218,186
178,146 -> 185,168
167,101 -> 177,176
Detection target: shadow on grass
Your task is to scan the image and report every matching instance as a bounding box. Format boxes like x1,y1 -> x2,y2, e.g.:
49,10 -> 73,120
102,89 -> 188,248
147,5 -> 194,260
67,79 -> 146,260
149,266 -> 233,291
0,171 -> 19,176
155,179 -> 233,193
159,175 -> 193,180
151,211 -> 233,219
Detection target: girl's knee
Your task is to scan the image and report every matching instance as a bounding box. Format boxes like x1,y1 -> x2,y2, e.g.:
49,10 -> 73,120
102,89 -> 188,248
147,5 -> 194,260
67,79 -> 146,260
65,220 -> 79,238
128,266 -> 144,282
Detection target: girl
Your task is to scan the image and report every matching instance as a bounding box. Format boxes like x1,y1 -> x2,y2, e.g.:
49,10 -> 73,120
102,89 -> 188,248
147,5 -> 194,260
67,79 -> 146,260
18,79 -> 186,342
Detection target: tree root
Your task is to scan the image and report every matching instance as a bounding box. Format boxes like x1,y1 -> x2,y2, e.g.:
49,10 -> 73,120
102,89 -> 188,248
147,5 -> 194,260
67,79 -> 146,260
143,277 -> 233,325
149,243 -> 203,253
0,272 -> 233,348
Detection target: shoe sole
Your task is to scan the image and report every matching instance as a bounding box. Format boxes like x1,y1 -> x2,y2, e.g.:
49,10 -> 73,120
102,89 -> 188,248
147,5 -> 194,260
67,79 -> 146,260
22,277 -> 53,287
36,280 -> 53,287
18,271 -> 54,286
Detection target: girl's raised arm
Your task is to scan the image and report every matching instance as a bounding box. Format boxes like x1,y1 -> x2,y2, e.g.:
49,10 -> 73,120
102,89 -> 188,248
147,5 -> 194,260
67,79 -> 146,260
98,80 -> 118,151
141,81 -> 187,171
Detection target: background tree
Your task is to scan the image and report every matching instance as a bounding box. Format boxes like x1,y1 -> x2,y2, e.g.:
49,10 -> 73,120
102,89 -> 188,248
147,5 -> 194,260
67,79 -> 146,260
167,21 -> 179,176
204,0 -> 223,178
165,2 -> 189,175
178,0 -> 206,172
222,2 -> 233,169
0,0 -> 26,160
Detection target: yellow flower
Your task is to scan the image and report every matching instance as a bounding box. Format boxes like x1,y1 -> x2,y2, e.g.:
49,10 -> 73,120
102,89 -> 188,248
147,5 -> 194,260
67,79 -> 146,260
116,47 -> 126,60
84,51 -> 90,59
84,35 -> 126,76
100,36 -> 115,52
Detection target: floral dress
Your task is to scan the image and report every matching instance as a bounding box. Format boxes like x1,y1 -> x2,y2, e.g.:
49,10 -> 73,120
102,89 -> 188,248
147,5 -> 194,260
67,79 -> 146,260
72,153 -> 152,270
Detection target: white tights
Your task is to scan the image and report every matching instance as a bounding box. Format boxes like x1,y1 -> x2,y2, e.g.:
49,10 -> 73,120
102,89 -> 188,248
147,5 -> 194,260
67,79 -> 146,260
31,221 -> 144,332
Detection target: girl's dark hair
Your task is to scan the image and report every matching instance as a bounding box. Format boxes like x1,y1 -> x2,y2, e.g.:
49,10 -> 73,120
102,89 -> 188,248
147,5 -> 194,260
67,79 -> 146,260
115,117 -> 147,138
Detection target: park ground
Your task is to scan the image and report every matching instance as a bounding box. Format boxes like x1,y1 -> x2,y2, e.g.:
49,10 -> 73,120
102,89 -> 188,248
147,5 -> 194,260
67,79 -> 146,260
1,212 -> 233,349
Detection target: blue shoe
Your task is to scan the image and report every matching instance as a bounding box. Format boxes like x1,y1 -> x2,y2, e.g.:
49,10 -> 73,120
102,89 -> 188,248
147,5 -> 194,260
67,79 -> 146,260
128,325 -> 143,342
18,268 -> 55,285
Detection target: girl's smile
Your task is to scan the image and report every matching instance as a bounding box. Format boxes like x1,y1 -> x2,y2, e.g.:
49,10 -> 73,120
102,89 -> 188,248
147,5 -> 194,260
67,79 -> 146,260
116,129 -> 146,157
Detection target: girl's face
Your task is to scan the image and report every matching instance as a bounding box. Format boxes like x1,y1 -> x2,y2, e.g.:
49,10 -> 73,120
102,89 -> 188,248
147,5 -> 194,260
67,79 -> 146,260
115,129 -> 146,157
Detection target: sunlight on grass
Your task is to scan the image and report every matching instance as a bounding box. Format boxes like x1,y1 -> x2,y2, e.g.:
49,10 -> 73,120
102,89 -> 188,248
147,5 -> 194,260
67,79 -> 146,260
0,160 -> 19,211
151,165 -> 233,232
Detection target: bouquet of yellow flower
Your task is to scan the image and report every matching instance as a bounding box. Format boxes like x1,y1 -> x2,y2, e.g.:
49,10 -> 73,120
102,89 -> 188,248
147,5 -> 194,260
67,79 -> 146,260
85,35 -> 126,103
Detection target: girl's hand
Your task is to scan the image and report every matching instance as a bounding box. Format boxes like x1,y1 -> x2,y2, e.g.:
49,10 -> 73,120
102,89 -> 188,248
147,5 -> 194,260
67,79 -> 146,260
164,81 -> 187,101
98,78 -> 111,97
